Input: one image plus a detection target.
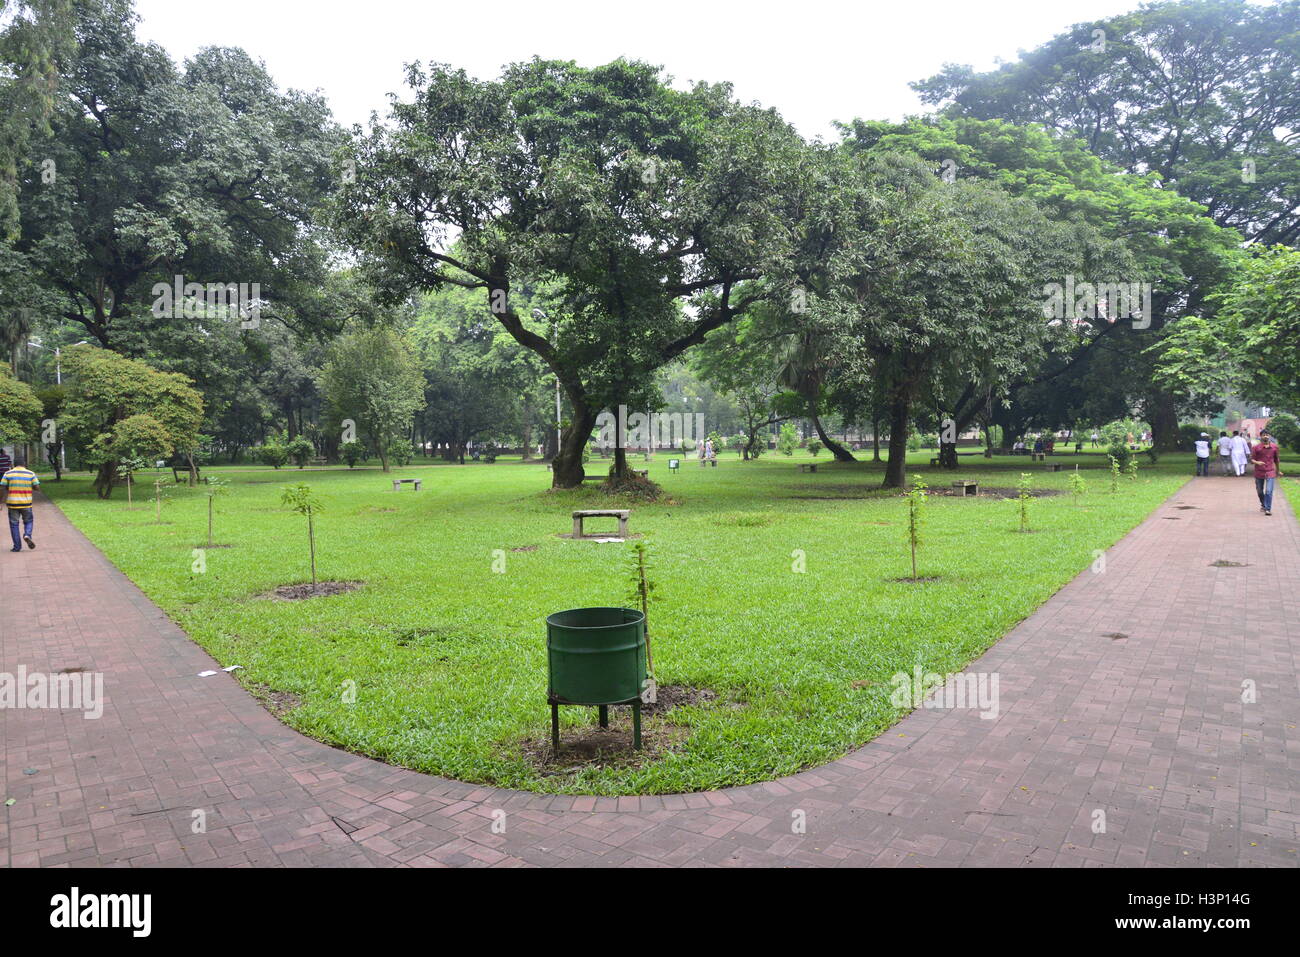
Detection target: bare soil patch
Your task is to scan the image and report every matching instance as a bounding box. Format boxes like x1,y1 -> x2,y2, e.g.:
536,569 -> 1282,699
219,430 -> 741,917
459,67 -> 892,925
264,581 -> 363,601
249,682 -> 302,715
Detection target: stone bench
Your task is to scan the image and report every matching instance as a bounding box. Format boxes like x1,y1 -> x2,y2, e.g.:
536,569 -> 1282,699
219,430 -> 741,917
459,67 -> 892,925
1046,463 -> 1063,472
632,469 -> 649,479
799,463 -> 818,473
952,480 -> 978,496
392,478 -> 422,491
572,509 -> 629,538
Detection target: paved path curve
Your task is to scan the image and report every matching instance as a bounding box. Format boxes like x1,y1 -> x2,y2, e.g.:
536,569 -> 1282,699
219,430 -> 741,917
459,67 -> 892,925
2,477 -> 1297,867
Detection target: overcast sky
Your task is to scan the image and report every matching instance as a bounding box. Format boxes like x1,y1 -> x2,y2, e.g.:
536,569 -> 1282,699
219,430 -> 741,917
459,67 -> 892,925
132,0 -> 1148,138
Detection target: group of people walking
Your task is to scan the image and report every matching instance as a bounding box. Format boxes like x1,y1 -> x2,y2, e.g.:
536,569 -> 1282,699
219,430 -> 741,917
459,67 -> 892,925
0,448 -> 39,552
1194,430 -> 1284,516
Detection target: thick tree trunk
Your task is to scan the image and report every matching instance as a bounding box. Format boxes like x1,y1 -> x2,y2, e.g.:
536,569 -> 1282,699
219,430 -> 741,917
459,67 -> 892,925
872,413 -> 882,462
813,413 -> 855,462
1148,391 -> 1179,451
938,441 -> 958,469
882,391 -> 912,489
552,402 -> 594,489
93,461 -> 116,499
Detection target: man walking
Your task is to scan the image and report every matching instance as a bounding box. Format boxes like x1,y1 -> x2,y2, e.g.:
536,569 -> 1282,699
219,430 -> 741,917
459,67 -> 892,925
0,453 -> 38,551
1230,430 -> 1251,476
1194,432 -> 1212,476
1217,431 -> 1233,475
1249,433 -> 1283,516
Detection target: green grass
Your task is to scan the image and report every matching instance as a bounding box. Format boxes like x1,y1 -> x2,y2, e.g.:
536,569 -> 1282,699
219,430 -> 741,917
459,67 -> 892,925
44,448 -> 1201,795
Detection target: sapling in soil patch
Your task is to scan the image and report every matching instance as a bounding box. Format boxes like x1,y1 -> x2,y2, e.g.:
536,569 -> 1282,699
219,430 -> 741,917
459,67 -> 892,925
904,477 -> 928,578
625,538 -> 657,689
1068,466 -> 1087,503
281,482 -> 325,585
201,476 -> 230,547
117,455 -> 147,508
152,477 -> 172,523
1016,472 -> 1033,532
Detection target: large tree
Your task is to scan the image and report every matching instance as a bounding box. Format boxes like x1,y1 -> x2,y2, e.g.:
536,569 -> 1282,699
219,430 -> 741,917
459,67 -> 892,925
12,0 -> 342,350
840,115 -> 1242,451
58,345 -> 204,496
319,324 -> 425,473
334,58 -> 816,488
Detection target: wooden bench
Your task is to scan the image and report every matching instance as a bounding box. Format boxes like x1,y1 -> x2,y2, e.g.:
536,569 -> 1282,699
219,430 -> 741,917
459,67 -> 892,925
392,478 -> 422,491
952,480 -> 978,496
799,463 -> 818,473
572,509 -> 629,538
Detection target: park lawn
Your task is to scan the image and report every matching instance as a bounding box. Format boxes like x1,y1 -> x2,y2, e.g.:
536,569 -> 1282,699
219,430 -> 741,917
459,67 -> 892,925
45,450 -> 1198,796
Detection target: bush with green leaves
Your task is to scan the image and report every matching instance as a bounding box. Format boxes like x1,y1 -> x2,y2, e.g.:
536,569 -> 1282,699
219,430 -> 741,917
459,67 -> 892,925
807,439 -> 823,456
1177,423 -> 1206,452
340,441 -> 366,468
1267,412 -> 1300,453
777,422 -> 798,456
1107,443 -> 1133,470
253,438 -> 289,469
286,434 -> 315,468
1109,455 -> 1122,493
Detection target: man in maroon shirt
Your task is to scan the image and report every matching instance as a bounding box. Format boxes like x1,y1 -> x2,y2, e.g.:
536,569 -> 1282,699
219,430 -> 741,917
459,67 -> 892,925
1249,433 -> 1284,516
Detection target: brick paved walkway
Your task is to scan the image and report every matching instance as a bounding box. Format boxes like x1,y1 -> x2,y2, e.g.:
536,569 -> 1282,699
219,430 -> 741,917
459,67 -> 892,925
2,477 -> 1297,868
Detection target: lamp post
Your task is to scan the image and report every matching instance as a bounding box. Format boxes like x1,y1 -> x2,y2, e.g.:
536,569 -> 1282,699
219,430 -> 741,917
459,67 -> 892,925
27,339 -> 89,471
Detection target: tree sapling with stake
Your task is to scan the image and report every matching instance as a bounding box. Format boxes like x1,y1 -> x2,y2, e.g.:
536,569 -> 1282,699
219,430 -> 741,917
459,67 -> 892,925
625,538 -> 657,700
281,483 -> 325,585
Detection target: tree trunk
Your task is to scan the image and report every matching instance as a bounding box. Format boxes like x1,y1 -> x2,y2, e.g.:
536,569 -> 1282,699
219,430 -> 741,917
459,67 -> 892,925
1148,391 -> 1179,451
93,461 -> 116,499
811,404 -> 856,462
882,391 -> 912,489
872,413 -> 881,462
938,442 -> 958,469
552,402 -> 594,489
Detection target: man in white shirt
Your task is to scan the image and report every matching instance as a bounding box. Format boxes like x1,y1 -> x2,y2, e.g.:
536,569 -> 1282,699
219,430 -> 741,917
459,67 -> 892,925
1230,430 -> 1251,476
1194,433 -> 1211,476
1216,431 -> 1233,475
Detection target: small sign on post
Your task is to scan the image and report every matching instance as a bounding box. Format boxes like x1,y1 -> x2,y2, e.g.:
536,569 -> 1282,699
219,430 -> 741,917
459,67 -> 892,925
668,458 -> 680,473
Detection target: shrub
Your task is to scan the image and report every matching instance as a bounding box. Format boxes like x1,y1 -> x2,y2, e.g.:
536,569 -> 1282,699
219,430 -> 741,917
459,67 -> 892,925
1176,423 -> 1205,452
777,422 -> 798,456
1267,412 -> 1300,453
807,439 -> 823,456
286,434 -> 315,468
253,438 -> 289,469
1107,443 -> 1133,470
340,441 -> 365,468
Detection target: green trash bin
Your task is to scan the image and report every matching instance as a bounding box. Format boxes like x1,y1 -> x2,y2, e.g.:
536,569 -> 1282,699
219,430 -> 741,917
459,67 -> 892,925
546,607 -> 646,750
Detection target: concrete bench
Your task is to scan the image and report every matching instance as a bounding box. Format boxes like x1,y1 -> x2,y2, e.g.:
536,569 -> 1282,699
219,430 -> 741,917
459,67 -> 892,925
572,509 -> 629,538
929,457 -> 940,466
392,478 -> 422,491
799,463 -> 818,473
632,469 -> 649,479
1046,463 -> 1063,472
1030,452 -> 1045,461
952,480 -> 978,496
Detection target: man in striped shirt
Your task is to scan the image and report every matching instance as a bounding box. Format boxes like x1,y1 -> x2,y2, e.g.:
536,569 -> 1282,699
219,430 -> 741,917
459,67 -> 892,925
1,453 -> 39,551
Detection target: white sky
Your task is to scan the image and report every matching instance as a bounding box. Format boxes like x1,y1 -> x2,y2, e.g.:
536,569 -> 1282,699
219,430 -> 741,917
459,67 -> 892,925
133,0 -> 1145,139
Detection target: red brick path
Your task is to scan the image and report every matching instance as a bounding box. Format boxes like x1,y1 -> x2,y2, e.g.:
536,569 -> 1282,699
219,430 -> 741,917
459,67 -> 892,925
2,477 -> 1297,867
